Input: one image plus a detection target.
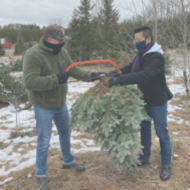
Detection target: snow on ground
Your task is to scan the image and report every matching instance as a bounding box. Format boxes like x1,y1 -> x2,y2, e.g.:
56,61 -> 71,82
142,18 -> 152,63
0,63 -> 189,178
0,80 -> 99,177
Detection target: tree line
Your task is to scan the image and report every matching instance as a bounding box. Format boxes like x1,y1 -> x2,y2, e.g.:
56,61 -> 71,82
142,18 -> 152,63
0,24 -> 44,44
0,0 -> 190,95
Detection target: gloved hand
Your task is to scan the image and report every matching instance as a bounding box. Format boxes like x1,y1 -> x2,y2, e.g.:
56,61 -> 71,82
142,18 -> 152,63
91,72 -> 107,82
56,71 -> 69,84
109,77 -> 121,88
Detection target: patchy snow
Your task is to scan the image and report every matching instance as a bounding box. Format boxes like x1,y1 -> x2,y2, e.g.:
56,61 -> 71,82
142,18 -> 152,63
172,131 -> 180,135
155,138 -> 159,142
27,173 -> 32,178
0,80 -> 97,177
177,119 -> 184,124
0,64 -> 189,177
0,177 -> 13,185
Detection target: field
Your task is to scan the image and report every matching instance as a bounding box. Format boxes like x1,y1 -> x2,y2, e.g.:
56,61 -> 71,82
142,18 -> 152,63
0,51 -> 190,190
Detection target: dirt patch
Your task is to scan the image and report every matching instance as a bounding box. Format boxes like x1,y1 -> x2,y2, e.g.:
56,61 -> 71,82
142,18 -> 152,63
72,133 -> 94,140
9,128 -> 38,139
0,142 -> 10,149
1,149 -> 190,190
0,115 -> 11,120
71,144 -> 82,149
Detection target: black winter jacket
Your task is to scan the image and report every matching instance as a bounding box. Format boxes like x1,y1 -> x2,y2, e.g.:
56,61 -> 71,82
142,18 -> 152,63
117,52 -> 172,107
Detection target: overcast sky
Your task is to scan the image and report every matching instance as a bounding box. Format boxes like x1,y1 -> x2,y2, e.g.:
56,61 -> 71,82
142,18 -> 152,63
0,0 -> 145,28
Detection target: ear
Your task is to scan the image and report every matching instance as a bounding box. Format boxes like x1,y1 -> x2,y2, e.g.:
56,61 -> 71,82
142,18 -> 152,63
146,37 -> 151,45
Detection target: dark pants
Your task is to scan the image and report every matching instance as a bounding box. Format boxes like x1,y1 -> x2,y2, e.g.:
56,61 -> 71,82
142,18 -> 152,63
139,104 -> 171,167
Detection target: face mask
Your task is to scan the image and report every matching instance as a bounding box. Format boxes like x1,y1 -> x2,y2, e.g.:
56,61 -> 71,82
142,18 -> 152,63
135,40 -> 146,52
44,40 -> 65,54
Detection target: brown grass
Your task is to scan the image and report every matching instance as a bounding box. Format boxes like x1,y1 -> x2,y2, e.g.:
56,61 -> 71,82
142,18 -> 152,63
0,65 -> 190,189
0,142 -> 10,149
1,148 -> 190,190
72,133 -> 94,140
0,115 -> 11,120
10,128 -> 38,139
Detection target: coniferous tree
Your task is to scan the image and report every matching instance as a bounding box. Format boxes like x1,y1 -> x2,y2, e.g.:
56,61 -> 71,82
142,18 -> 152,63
67,9 -> 82,61
71,79 -> 150,174
77,0 -> 95,60
97,0 -> 120,60
14,32 -> 27,55
0,43 -> 5,56
67,0 -> 95,61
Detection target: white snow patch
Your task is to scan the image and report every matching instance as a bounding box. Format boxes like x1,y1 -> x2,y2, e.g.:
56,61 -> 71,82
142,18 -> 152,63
27,173 -> 32,178
155,138 -> 159,142
0,81 -> 99,177
0,177 -> 13,185
177,119 -> 184,124
172,131 -> 180,135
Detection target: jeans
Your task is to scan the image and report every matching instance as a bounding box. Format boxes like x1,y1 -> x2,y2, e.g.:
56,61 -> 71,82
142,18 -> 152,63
139,104 -> 171,167
33,103 -> 74,177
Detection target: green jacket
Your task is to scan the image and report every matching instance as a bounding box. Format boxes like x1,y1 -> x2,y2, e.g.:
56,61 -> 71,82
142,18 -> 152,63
23,38 -> 92,108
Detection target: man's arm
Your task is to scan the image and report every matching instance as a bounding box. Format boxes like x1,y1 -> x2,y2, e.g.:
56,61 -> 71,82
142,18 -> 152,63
119,56 -> 164,85
23,54 -> 59,91
109,56 -> 164,87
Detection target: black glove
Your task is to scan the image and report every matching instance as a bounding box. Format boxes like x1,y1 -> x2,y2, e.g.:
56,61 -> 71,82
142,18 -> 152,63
109,77 -> 121,88
106,70 -> 121,78
91,72 -> 107,82
56,71 -> 69,84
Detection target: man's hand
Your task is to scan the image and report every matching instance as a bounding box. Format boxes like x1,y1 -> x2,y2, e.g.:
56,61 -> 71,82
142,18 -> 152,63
109,77 -> 121,88
91,72 -> 107,81
56,71 -> 69,84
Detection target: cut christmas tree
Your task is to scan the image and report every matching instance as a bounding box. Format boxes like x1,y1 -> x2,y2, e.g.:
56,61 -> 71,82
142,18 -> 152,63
71,76 -> 150,174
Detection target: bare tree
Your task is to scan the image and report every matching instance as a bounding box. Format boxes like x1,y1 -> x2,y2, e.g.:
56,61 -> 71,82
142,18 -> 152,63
165,0 -> 190,96
0,75 -> 26,134
48,17 -> 64,26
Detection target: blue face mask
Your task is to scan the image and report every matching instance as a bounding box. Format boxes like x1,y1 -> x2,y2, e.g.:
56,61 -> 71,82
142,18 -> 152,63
135,40 -> 146,51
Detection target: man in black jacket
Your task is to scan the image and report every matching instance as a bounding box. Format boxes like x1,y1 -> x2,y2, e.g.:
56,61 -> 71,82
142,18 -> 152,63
108,26 -> 172,181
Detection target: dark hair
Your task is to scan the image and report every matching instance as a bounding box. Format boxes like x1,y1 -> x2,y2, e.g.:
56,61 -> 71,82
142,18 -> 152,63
134,26 -> 153,41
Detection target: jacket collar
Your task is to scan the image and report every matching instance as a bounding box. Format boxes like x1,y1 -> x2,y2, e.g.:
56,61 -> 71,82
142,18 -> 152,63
39,37 -> 53,54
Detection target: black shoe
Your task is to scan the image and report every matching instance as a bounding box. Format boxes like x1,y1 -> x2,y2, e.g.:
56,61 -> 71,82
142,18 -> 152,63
37,177 -> 50,190
160,166 -> 171,181
62,163 -> 86,172
137,160 -> 150,166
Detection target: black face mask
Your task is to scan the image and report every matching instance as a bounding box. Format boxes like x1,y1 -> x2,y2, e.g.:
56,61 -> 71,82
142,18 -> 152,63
44,40 -> 65,54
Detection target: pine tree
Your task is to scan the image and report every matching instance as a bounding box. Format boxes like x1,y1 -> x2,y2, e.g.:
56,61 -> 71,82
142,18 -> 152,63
67,9 -> 82,61
0,43 -> 5,56
67,0 -> 95,61
14,32 -> 27,55
71,78 -> 150,174
96,0 -> 120,60
77,0 -> 95,60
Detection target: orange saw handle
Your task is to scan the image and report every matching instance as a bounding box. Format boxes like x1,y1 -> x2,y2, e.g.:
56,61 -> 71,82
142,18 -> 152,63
65,59 -> 122,74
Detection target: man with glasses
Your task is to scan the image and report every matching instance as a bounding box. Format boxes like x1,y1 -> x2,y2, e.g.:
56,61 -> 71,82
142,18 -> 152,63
23,24 -> 104,190
107,26 -> 172,181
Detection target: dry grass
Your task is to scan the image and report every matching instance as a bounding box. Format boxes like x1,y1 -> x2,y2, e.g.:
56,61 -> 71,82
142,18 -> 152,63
0,115 -> 11,120
9,128 -> 38,139
1,148 -> 190,190
0,142 -> 10,149
0,64 -> 190,189
72,133 -> 94,140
